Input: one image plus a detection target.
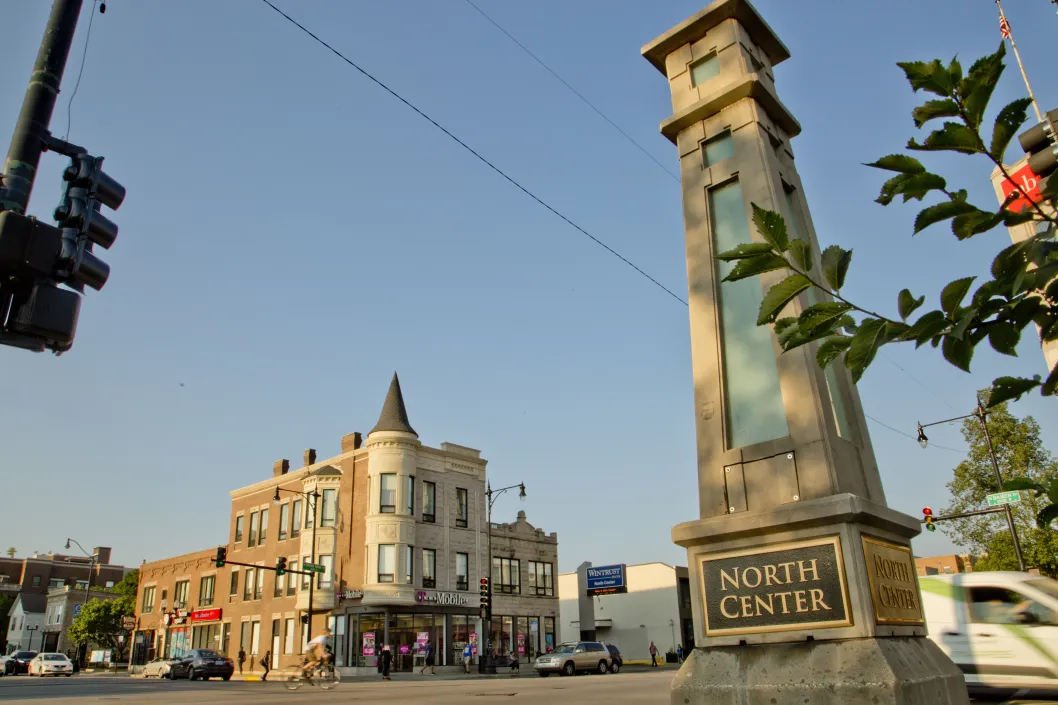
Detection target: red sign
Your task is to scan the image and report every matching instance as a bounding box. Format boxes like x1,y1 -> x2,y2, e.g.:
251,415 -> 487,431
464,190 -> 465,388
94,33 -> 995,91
1000,163 -> 1044,213
191,608 -> 222,622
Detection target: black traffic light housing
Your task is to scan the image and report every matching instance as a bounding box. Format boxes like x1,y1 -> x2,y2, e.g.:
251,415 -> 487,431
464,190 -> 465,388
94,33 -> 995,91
1018,109 -> 1058,182
53,152 -> 125,292
479,577 -> 490,617
276,556 -> 287,575
214,546 -> 227,567
923,507 -> 935,532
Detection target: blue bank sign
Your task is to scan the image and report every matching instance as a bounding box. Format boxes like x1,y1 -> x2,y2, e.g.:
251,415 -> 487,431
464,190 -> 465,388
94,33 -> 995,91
586,564 -> 627,596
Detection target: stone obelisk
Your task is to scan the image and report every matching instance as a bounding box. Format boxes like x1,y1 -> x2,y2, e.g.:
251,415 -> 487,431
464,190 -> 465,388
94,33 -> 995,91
642,2 -> 969,702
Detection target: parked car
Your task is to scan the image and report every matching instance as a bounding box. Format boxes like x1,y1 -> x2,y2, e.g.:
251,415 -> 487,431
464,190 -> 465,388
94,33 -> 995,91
169,649 -> 234,681
603,643 -> 623,673
4,651 -> 38,675
28,653 -> 73,677
141,657 -> 181,679
533,641 -> 611,677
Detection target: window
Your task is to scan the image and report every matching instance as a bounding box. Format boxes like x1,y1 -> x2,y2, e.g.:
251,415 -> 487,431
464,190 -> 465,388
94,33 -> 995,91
493,557 -> 520,594
690,52 -> 720,86
287,557 -> 297,596
278,503 -> 289,540
221,623 -> 231,656
456,488 -> 468,528
702,130 -> 734,166
75,579 -> 89,590
291,500 -> 302,538
404,476 -> 414,515
301,557 -> 311,590
104,580 -> 114,589
305,495 -> 315,529
235,515 -> 244,543
174,580 -> 190,609
284,617 -> 294,654
321,489 -> 337,527
319,555 -> 334,589
404,546 -> 413,585
456,552 -> 469,591
229,569 -> 239,598
274,569 -> 285,598
380,474 -> 396,513
199,575 -> 215,606
968,587 -> 1058,626
248,511 -> 259,547
243,568 -> 255,600
422,549 -> 436,588
378,545 -> 396,583
254,566 -> 264,600
710,179 -> 789,448
528,561 -> 553,596
49,577 -> 65,588
422,481 -> 436,523
32,575 -> 41,587
142,580 -> 156,609
259,508 -> 268,544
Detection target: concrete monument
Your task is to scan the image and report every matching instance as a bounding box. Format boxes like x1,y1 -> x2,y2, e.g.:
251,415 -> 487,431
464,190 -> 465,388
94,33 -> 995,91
641,1 -> 970,702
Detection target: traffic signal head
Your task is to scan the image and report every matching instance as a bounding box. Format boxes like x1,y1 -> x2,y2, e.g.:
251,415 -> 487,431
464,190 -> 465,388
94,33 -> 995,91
276,556 -> 287,575
52,153 -> 125,292
214,546 -> 227,566
1017,109 -> 1058,185
923,507 -> 936,532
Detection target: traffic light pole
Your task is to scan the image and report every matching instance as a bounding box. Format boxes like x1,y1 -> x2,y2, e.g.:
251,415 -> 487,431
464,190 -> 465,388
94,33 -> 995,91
978,400 -> 1027,572
1,0 -> 83,216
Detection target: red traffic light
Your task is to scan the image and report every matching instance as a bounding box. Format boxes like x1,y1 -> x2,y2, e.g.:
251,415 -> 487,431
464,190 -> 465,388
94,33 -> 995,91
480,578 -> 488,585
922,507 -> 933,517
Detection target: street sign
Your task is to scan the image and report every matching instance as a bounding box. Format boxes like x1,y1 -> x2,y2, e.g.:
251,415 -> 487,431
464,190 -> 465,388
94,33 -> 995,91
73,604 -> 83,616
986,490 -> 1023,506
301,562 -> 325,574
121,616 -> 136,630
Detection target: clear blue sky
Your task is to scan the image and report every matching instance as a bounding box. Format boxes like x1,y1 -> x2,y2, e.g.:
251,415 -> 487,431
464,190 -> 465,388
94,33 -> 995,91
2,0 -> 1057,573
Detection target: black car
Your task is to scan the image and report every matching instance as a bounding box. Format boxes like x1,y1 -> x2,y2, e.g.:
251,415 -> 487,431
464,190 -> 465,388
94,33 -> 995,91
604,643 -> 623,674
170,649 -> 234,681
5,651 -> 38,675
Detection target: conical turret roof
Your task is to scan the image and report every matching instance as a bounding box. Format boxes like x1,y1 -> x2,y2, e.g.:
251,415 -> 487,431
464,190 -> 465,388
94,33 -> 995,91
369,372 -> 417,437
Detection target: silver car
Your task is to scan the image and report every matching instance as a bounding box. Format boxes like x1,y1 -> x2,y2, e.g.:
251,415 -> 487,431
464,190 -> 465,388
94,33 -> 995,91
533,641 -> 611,677
141,658 -> 181,679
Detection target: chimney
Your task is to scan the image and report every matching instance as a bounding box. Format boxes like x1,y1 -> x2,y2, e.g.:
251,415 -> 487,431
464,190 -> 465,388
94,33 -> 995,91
273,459 -> 290,477
304,449 -> 317,467
93,547 -> 112,565
341,432 -> 363,452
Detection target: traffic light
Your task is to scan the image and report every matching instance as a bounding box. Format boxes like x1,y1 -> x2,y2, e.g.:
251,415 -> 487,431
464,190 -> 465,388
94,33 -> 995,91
214,546 -> 227,566
479,577 -> 490,617
1017,109 -> 1058,184
276,556 -> 287,575
923,507 -> 935,532
52,153 -> 125,292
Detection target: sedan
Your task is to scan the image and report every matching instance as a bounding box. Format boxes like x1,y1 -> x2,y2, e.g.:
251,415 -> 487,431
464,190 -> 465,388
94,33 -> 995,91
28,653 -> 73,677
169,649 -> 234,681
141,658 -> 181,679
4,651 -> 37,675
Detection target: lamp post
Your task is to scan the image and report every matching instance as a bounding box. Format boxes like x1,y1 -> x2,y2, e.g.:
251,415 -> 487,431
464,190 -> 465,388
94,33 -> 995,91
478,481 -> 526,675
27,625 -> 39,651
274,487 -> 320,644
916,397 -> 1026,571
65,538 -> 95,666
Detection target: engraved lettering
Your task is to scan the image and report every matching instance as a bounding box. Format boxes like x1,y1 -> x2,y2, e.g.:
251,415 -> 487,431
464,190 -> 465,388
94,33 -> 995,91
720,595 -> 740,619
809,588 -> 831,612
742,567 -> 762,589
775,591 -> 792,614
794,590 -> 809,613
754,594 -> 774,616
720,568 -> 739,592
763,564 -> 779,586
778,562 -> 796,583
798,559 -> 819,582
740,595 -> 754,617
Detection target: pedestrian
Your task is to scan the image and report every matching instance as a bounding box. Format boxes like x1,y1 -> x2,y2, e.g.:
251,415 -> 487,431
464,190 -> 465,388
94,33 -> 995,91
462,643 -> 472,674
237,648 -> 246,675
508,652 -> 520,676
676,644 -> 684,664
381,645 -> 392,680
419,640 -> 436,675
649,641 -> 658,668
260,650 -> 271,681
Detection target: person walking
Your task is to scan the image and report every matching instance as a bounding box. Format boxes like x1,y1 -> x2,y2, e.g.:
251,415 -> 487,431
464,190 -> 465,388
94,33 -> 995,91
237,648 -> 246,675
676,644 -> 684,664
381,645 -> 392,680
462,643 -> 473,674
419,640 -> 436,675
260,650 -> 271,681
649,641 -> 658,668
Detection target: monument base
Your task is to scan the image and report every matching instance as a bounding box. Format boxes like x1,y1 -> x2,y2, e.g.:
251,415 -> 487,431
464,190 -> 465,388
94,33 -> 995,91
671,637 -> 969,705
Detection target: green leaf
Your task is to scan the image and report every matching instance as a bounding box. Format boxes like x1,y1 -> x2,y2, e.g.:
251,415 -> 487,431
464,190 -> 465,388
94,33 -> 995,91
988,375 -> 1042,407
940,277 -> 976,317
990,97 -> 1033,160
751,204 -> 789,253
722,253 -> 790,283
947,56 -> 963,86
942,334 -> 974,372
1037,503 -> 1058,528
987,321 -> 1021,356
897,59 -> 954,97
950,305 -> 979,341
1043,172 -> 1058,199
897,289 -> 926,321
757,274 -> 812,325
913,200 -> 977,234
1002,477 -> 1046,493
816,337 -> 852,369
952,208 -> 1003,239
864,154 -> 926,174
716,242 -> 775,261
907,122 -> 983,155
876,172 -> 948,205
960,43 -> 1006,130
821,245 -> 853,291
912,99 -> 960,128
844,319 -> 891,381
789,239 -> 813,272
798,301 -> 854,335
904,310 -> 949,347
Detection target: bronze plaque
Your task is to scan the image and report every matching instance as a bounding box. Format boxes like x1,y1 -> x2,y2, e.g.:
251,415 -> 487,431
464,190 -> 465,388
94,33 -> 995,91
699,536 -> 852,637
862,536 -> 925,625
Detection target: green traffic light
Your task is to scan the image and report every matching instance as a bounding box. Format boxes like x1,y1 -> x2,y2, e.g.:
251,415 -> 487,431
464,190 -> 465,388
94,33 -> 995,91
926,524 -> 936,532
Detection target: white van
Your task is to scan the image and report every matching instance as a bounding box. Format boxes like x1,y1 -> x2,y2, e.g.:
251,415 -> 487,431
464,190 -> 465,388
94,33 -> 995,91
920,571 -> 1058,692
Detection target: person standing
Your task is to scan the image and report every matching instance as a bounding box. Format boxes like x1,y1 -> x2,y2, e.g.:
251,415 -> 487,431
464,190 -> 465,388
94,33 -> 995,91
261,650 -> 271,681
676,644 -> 684,664
381,645 -> 392,680
648,641 -> 658,668
462,643 -> 473,674
419,640 -> 435,675
237,648 -> 246,675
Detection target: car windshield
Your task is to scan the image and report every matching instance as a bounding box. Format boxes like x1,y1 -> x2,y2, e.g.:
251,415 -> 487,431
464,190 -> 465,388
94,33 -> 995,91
15,652 -> 36,659
44,654 -> 67,661
1027,577 -> 1058,601
551,645 -> 575,655
193,650 -> 220,658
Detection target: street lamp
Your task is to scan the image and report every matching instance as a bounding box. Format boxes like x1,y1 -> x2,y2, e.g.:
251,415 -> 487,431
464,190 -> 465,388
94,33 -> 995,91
64,538 -> 95,667
916,397 -> 1026,571
274,487 -> 321,642
479,481 -> 526,675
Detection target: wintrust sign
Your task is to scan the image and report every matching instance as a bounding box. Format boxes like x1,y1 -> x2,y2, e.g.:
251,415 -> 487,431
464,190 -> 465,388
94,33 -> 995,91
416,590 -> 469,606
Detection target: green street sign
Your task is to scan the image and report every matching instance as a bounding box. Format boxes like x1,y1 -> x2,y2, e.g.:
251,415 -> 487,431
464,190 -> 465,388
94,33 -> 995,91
986,490 -> 1022,506
301,562 -> 325,574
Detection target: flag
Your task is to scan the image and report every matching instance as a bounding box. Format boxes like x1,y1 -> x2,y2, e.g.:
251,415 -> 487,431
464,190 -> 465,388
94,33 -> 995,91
999,14 -> 1012,39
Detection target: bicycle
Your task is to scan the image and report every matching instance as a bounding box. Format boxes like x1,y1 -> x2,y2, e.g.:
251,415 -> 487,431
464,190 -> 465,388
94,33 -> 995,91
284,656 -> 340,691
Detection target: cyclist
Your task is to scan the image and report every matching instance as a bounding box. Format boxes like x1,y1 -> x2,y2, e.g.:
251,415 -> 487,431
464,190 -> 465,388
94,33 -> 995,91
302,627 -> 332,681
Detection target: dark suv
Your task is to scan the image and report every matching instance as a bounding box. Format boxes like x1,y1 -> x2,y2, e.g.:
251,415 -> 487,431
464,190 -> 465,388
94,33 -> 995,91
170,649 -> 234,681
5,651 -> 37,675
604,643 -> 623,673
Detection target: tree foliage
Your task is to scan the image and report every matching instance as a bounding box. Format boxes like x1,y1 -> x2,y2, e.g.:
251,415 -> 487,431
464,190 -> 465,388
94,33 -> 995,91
109,569 -> 138,598
714,43 -> 1058,405
940,392 -> 1058,576
66,595 -> 134,662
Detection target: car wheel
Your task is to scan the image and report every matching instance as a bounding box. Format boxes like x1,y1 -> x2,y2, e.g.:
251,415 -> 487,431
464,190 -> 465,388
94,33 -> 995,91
188,668 -> 196,681
202,676 -> 210,681
597,661 -> 608,675
610,662 -> 621,674
562,661 -> 575,677
222,675 -> 231,681
65,674 -> 72,678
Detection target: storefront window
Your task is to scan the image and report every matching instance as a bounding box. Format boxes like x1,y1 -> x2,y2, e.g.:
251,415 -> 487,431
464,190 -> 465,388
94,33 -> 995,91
192,623 -> 220,649
166,627 -> 190,658
528,617 -> 540,659
544,617 -> 555,653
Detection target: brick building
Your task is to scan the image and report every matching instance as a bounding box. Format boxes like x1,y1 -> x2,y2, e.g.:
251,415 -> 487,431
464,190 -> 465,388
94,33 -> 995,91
914,553 -> 975,576
0,548 -> 125,596
132,374 -> 559,674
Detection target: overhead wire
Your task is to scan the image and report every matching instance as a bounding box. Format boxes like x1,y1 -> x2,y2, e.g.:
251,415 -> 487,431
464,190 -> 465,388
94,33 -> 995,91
864,414 -> 968,453
62,0 -> 99,142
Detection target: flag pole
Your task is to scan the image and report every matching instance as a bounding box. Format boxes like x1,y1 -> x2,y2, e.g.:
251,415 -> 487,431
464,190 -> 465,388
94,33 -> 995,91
995,0 -> 1045,122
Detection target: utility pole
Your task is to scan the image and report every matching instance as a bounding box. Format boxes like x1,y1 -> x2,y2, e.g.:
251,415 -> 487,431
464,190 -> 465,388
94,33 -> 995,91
1,0 -> 83,215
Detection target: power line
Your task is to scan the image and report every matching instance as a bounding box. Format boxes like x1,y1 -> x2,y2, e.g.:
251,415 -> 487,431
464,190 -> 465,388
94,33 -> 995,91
462,0 -> 680,183
865,413 -> 968,453
62,0 -> 99,142
881,352 -> 962,413
258,0 -> 687,307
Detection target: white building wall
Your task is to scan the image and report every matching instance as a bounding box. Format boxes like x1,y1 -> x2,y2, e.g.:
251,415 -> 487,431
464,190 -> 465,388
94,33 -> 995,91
558,563 -> 682,662
6,599 -> 43,653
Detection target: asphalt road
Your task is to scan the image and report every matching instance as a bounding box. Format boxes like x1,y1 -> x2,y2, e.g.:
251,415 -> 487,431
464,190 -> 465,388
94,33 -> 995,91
1,672 -> 1054,704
